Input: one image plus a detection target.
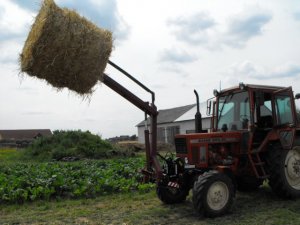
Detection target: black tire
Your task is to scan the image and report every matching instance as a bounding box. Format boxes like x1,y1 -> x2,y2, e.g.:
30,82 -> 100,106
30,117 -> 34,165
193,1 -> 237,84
236,175 -> 263,192
267,145 -> 300,198
156,185 -> 189,204
192,171 -> 235,218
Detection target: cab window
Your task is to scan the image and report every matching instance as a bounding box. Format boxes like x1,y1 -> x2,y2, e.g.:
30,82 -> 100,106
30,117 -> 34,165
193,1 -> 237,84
217,91 -> 250,130
275,94 -> 293,125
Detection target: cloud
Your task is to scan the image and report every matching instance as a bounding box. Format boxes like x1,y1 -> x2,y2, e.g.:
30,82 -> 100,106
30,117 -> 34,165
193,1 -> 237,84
167,7 -> 272,49
158,48 -> 196,77
22,111 -> 53,116
10,0 -> 38,11
0,40 -> 23,63
159,48 -> 197,63
226,61 -> 300,80
0,1 -> 33,41
0,1 -> 34,64
152,84 -> 166,89
294,11 -> 300,21
16,86 -> 36,92
0,5 -> 4,16
227,61 -> 264,78
271,63 -> 300,78
84,118 -> 97,122
159,63 -> 189,77
167,12 -> 216,45
224,10 -> 272,48
8,0 -> 130,42
16,86 -> 39,95
56,0 -> 130,42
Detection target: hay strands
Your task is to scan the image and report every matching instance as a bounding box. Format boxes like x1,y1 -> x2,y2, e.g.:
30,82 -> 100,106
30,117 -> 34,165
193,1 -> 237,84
20,0 -> 113,96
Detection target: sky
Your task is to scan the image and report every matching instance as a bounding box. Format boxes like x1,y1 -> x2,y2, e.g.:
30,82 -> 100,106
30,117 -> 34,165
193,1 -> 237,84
1,0 -> 300,138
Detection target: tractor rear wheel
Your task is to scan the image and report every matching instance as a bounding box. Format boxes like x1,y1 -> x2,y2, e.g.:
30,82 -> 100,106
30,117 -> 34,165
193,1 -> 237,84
156,185 -> 189,204
267,145 -> 300,198
192,171 -> 235,218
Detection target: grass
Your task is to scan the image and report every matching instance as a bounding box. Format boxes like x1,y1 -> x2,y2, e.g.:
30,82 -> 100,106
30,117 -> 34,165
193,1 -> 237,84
0,148 -> 23,163
1,186 -> 300,224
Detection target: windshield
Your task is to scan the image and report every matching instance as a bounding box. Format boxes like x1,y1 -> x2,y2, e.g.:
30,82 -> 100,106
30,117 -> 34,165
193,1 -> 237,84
217,91 -> 250,131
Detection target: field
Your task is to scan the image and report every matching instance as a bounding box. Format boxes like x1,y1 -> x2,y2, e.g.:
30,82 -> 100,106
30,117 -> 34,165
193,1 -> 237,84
0,149 -> 153,203
1,186 -> 300,225
1,148 -> 300,225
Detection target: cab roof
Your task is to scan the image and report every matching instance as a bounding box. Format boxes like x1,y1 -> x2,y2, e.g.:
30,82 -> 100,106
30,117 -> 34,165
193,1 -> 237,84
219,83 -> 288,95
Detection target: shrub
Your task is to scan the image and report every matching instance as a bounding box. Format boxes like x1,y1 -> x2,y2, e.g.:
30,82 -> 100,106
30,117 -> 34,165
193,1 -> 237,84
24,130 -> 116,160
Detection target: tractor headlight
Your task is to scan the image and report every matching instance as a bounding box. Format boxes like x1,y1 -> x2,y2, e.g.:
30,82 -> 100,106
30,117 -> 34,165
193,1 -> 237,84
184,157 -> 188,164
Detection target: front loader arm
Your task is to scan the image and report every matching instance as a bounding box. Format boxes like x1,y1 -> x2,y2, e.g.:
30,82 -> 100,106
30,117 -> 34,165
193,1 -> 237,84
102,62 -> 162,181
103,74 -> 156,116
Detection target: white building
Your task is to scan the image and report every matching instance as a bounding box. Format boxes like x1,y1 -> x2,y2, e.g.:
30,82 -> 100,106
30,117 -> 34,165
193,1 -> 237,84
137,103 -> 211,144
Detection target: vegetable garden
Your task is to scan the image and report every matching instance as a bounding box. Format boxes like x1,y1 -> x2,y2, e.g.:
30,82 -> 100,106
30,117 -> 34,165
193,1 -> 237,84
0,131 -> 154,204
0,157 -> 154,203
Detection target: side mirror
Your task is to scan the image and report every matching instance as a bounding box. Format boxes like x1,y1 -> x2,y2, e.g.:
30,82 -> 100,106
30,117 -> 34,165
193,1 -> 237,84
206,100 -> 211,116
207,99 -> 214,116
295,93 -> 300,99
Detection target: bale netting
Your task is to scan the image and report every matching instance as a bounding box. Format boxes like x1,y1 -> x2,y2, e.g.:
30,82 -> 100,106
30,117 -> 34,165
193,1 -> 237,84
20,0 -> 113,95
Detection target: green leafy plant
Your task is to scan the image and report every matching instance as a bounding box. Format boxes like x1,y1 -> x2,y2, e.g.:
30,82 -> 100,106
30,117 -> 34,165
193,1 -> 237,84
0,158 -> 154,203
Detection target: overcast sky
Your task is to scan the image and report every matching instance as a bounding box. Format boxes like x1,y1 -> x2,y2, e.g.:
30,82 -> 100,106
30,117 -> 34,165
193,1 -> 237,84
1,0 -> 300,138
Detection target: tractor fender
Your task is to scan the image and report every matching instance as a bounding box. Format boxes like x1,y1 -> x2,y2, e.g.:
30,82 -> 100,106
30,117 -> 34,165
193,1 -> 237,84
278,129 -> 295,150
214,166 -> 237,190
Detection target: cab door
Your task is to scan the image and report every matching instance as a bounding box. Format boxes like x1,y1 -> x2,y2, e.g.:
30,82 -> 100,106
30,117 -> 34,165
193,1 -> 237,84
272,87 -> 296,149
273,87 -> 296,127
251,91 -> 273,149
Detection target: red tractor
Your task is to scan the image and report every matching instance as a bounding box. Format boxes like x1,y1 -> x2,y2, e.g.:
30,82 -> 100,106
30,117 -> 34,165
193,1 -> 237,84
151,83 -> 300,217
99,63 -> 300,217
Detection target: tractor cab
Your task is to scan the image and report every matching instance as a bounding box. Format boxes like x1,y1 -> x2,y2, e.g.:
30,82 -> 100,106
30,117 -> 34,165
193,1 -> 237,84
211,83 -> 298,150
175,83 -> 298,169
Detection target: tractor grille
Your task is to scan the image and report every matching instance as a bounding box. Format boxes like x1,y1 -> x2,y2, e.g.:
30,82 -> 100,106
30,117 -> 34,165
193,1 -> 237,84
175,138 -> 187,154
191,146 -> 200,164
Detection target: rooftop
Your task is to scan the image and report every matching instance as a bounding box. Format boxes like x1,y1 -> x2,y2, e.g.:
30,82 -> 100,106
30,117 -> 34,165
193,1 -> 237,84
137,103 -> 210,127
0,129 -> 52,140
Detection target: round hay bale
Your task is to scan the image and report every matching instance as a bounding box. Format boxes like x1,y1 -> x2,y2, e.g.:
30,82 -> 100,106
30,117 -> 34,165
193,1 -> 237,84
20,0 -> 113,95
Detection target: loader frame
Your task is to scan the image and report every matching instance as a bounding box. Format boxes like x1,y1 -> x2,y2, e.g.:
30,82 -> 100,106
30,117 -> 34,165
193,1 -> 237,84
103,61 -> 162,180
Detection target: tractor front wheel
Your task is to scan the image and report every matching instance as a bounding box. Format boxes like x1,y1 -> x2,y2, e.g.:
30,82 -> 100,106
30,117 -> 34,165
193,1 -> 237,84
192,171 -> 235,218
267,145 -> 300,198
156,185 -> 189,204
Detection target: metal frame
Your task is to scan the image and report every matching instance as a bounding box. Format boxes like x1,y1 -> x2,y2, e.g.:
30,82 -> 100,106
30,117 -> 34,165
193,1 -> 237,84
102,62 -> 162,180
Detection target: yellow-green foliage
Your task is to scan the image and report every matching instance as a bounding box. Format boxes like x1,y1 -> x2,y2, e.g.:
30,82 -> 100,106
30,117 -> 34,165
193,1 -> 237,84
20,0 -> 113,95
0,148 -> 20,162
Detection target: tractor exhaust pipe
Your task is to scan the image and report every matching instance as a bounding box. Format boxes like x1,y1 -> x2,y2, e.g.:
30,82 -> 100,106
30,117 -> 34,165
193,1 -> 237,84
194,90 -> 203,133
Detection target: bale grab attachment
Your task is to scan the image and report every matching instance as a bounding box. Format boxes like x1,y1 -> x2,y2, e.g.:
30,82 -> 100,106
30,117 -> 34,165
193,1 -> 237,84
103,61 -> 162,181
